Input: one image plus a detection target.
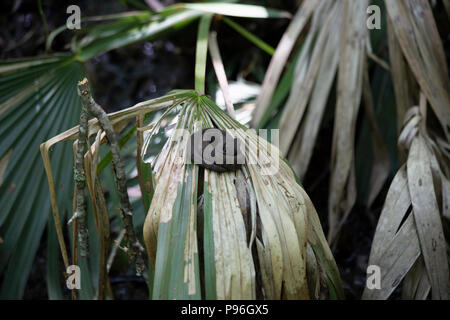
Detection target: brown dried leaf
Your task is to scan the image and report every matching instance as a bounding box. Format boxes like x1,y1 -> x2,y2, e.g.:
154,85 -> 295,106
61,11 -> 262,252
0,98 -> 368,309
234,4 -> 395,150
407,134 -> 450,299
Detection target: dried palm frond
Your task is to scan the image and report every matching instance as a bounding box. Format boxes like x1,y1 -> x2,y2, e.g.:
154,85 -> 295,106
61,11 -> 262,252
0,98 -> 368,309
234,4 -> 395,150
362,0 -> 450,299
252,0 -> 449,249
253,0 -> 375,243
363,97 -> 450,300
142,91 -> 344,299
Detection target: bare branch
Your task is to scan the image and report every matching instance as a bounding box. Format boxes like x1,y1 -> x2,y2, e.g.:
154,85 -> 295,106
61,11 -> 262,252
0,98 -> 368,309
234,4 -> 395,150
77,78 -> 145,274
73,78 -> 90,257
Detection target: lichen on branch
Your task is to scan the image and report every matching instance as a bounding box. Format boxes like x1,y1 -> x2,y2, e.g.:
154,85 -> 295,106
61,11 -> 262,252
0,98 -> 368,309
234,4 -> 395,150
76,78 -> 145,274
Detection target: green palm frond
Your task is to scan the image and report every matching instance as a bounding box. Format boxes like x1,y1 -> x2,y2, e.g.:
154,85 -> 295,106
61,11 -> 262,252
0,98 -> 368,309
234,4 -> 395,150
0,55 -> 85,298
47,3 -> 290,62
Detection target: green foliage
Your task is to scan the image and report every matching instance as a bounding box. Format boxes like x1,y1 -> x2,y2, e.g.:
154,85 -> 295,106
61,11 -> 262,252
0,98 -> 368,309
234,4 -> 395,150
0,55 -> 85,298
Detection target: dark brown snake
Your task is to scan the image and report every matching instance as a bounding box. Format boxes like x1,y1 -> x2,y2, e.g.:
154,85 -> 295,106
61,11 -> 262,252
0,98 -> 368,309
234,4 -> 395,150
188,128 -> 243,172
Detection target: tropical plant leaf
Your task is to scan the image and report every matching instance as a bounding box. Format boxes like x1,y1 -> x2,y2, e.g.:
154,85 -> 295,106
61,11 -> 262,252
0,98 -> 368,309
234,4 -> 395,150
181,2 -> 291,19
195,15 -> 213,93
76,9 -> 203,61
151,140 -> 202,299
327,0 -> 368,242
361,0 -> 450,299
141,91 -> 343,299
407,135 -> 449,299
221,17 -> 275,56
70,2 -> 290,63
255,0 -> 370,243
47,213 -> 64,300
0,55 -> 84,298
252,0 -> 318,127
364,102 -> 450,299
208,31 -> 236,118
46,11 -> 151,52
385,0 -> 450,140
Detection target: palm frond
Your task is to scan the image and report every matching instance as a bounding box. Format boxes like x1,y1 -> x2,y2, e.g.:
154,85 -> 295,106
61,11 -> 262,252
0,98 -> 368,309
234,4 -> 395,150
0,55 -> 85,298
363,0 -> 450,299
142,91 -> 343,299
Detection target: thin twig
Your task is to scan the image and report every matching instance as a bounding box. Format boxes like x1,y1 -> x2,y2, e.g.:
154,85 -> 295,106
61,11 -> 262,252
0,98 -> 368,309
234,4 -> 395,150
107,229 -> 126,273
77,78 -> 145,275
136,115 -> 146,208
